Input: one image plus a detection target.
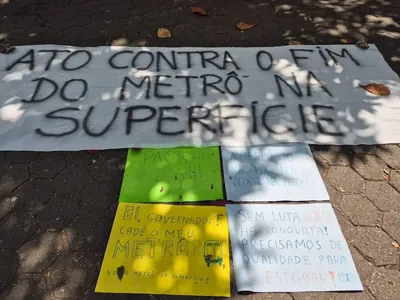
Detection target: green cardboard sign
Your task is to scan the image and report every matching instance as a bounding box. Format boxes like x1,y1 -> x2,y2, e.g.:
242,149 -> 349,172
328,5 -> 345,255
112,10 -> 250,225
119,147 -> 224,203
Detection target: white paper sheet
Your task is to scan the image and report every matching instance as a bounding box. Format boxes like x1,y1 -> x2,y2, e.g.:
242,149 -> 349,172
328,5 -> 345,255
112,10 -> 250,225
226,203 -> 363,292
221,144 -> 329,201
1,44 -> 400,150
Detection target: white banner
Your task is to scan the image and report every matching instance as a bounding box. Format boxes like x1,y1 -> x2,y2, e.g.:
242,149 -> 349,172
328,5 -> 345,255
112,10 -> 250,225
221,144 -> 329,201
1,44 -> 399,151
226,203 -> 363,292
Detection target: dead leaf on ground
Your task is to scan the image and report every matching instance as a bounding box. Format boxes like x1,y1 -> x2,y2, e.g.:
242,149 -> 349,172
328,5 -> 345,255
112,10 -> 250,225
359,83 -> 391,96
391,56 -> 400,63
190,6 -> 207,16
392,241 -> 400,248
111,37 -> 128,46
133,40 -> 148,47
356,39 -> 369,49
157,28 -> 171,39
340,38 -> 349,44
236,21 -> 256,31
288,41 -> 303,45
0,44 -> 15,54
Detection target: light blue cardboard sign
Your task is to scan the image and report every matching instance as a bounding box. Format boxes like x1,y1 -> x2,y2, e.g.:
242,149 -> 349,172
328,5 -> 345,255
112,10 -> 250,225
221,144 -> 329,201
226,203 -> 363,292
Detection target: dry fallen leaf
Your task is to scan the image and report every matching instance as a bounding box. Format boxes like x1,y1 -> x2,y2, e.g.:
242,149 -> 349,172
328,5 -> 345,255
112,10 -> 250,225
392,241 -> 400,248
356,38 -> 369,49
236,21 -> 256,31
288,41 -> 303,45
392,56 -> 400,63
190,6 -> 207,16
111,37 -> 128,46
157,28 -> 171,39
0,44 -> 15,54
360,83 -> 391,96
340,38 -> 348,44
134,40 -> 148,47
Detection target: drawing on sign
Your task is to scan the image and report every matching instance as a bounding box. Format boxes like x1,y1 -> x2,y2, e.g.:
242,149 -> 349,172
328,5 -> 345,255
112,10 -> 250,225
96,203 -> 230,296
119,147 -> 223,203
117,265 -> 125,281
221,144 -> 329,201
1,45 -> 400,151
204,240 -> 224,267
226,203 -> 363,292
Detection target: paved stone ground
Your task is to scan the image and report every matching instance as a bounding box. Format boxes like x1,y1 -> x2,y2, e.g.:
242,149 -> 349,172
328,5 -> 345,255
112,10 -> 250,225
1,0 -> 400,299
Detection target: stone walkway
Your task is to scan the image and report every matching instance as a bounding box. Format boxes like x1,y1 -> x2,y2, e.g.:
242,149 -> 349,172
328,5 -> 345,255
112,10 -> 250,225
0,0 -> 400,299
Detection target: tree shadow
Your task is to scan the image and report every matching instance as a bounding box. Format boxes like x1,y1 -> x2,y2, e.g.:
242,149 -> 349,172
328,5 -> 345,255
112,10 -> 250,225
220,144 -> 329,202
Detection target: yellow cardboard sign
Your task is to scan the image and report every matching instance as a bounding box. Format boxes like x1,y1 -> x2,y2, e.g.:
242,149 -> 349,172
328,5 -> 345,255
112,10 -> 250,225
95,203 -> 230,297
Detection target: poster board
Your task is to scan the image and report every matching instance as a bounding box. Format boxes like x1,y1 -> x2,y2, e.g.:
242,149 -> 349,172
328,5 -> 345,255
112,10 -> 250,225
96,202 -> 230,297
226,203 -> 363,292
1,44 -> 400,151
221,144 -> 329,201
119,147 -> 223,203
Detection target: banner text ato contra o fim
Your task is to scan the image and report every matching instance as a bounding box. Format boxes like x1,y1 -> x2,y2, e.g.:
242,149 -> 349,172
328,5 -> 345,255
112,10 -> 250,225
1,45 -> 400,150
